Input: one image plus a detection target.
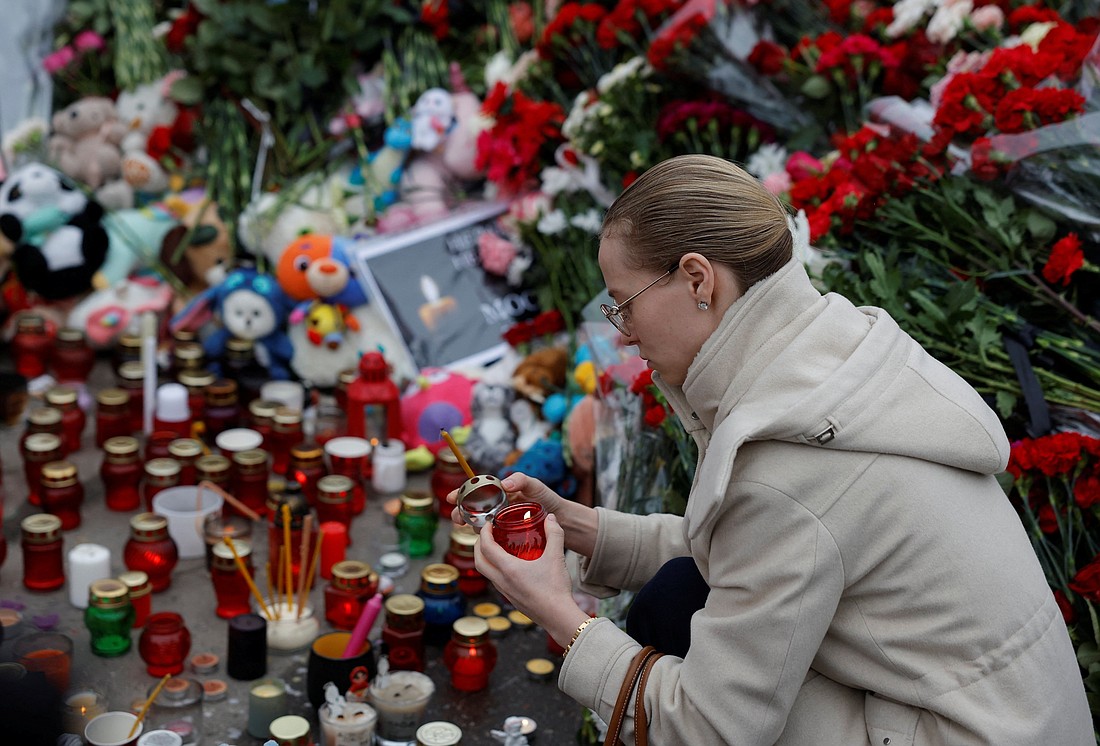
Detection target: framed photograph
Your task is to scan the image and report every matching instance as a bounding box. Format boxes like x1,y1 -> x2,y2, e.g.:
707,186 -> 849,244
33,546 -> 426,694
350,202 -> 540,371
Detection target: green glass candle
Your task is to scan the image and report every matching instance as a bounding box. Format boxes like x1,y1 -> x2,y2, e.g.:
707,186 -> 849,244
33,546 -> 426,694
84,579 -> 135,657
396,493 -> 438,558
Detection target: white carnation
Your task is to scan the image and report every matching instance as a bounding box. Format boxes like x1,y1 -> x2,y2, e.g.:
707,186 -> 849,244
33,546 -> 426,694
746,143 -> 789,179
926,0 -> 973,44
1019,21 -> 1058,49
540,167 -> 579,196
596,56 -> 648,94
886,0 -> 937,38
562,90 -> 594,140
484,51 -> 513,91
570,209 -> 604,234
537,209 -> 568,235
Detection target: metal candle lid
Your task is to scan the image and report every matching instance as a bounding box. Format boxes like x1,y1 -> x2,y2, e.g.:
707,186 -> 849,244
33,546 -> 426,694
232,448 -> 268,467
455,474 -> 507,529
416,721 -> 463,746
145,458 -> 181,477
104,436 -> 139,455
400,492 -> 434,514
212,539 -> 252,560
420,563 -> 460,594
177,369 -> 215,389
89,579 -> 130,608
317,475 -> 354,503
45,386 -> 78,406
385,594 -> 425,617
118,360 -> 145,380
167,439 -> 203,459
118,570 -> 151,598
248,399 -> 280,420
28,407 -> 62,426
452,616 -> 490,639
21,514 -> 62,542
24,432 -> 62,453
96,388 -> 129,407
130,513 -> 170,540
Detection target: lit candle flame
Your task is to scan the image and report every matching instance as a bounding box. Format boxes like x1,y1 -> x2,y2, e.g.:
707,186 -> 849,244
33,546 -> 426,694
523,510 -> 531,520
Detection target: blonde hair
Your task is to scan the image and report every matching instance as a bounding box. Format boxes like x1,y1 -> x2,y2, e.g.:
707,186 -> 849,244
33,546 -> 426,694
601,155 -> 792,287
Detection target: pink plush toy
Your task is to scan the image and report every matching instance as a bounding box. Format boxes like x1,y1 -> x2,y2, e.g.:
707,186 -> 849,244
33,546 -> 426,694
376,64 -> 489,233
48,97 -> 126,188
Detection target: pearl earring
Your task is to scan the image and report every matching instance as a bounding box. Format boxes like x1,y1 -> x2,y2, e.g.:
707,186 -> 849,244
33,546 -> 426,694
698,301 -> 709,311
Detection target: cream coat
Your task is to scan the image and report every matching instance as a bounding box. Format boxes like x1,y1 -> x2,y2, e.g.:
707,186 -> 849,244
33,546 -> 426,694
559,259 -> 1093,744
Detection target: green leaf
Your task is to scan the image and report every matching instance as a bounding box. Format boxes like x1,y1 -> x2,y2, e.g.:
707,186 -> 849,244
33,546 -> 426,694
800,75 -> 832,100
995,390 -> 1017,419
169,75 -> 205,106
1025,210 -> 1057,242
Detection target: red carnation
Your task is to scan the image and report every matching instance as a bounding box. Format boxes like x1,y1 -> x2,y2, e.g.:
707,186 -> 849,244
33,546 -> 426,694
644,404 -> 667,427
748,40 -> 787,76
1075,473 -> 1100,509
1042,233 -> 1085,286
1054,589 -> 1075,624
1070,556 -> 1100,601
1007,4 -> 1062,32
630,368 -> 654,394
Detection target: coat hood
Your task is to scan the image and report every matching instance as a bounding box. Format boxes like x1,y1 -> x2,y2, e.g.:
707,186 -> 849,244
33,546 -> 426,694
657,258 -> 1010,540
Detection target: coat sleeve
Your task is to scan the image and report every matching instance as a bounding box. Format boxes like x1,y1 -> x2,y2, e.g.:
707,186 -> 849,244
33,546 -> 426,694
560,481 -> 846,745
576,508 -> 689,596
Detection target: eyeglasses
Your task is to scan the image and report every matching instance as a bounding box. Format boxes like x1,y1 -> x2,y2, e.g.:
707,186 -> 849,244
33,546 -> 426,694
600,265 -> 677,335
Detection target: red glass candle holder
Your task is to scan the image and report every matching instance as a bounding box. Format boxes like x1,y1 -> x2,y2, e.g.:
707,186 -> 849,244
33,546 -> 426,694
248,399 -> 280,449
324,560 -> 378,630
22,432 -> 63,507
145,431 -> 178,461
318,522 -> 347,581
203,514 -> 252,571
431,449 -> 468,519
94,389 -> 131,446
231,449 -> 270,518
443,526 -> 488,597
45,386 -> 85,454
324,437 -> 369,516
204,379 -> 240,439
267,492 -> 315,589
40,461 -> 84,530
116,361 -> 146,433
491,502 -> 547,560
142,459 -> 181,512
443,616 -> 497,692
210,539 -> 254,619
288,443 -> 326,505
138,612 -> 192,676
124,513 -> 179,592
101,436 -> 143,511
118,570 -> 152,628
271,408 -> 304,476
21,514 -> 65,592
168,439 -> 204,486
51,328 -> 95,382
315,475 -> 353,539
23,406 -> 63,442
178,368 -> 215,427
13,314 -> 53,379
382,594 -> 426,672
194,454 -> 232,496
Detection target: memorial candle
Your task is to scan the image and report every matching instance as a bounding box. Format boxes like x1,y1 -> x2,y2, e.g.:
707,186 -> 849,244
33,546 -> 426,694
491,502 -> 547,560
68,543 -> 111,608
247,679 -> 288,738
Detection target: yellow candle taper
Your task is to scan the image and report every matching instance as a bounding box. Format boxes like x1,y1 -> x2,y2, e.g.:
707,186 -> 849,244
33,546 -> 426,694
264,561 -> 278,621
298,523 -> 325,621
199,480 -> 262,522
223,537 -> 272,621
281,504 -> 293,611
440,429 -> 475,478
128,673 -> 171,738
295,515 -> 312,620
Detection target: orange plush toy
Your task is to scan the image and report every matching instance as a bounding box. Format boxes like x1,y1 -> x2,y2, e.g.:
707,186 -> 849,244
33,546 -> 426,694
275,233 -> 368,328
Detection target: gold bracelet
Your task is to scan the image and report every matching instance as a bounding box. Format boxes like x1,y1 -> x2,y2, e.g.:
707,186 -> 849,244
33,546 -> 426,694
561,616 -> 597,658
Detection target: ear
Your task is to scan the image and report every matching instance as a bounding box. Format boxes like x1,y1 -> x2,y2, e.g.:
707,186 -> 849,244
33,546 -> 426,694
170,284 -> 218,332
678,252 -> 716,306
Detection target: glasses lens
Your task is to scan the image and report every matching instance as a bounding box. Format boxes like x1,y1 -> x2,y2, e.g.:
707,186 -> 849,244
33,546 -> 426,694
600,304 -> 626,334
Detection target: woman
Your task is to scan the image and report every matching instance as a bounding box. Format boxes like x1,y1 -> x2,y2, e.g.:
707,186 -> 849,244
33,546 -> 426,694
455,155 -> 1092,744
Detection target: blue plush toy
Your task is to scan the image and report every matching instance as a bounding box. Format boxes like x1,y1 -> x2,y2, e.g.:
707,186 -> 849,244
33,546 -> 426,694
171,267 -> 296,379
499,436 -> 577,498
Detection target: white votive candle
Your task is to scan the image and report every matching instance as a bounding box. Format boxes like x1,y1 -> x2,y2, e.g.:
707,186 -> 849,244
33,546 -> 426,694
371,439 -> 406,495
67,544 -> 111,608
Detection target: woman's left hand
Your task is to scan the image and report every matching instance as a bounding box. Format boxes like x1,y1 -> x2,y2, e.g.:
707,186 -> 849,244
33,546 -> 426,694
475,514 -> 589,648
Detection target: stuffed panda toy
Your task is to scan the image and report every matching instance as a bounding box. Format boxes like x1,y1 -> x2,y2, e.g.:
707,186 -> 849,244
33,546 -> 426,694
0,163 -> 109,301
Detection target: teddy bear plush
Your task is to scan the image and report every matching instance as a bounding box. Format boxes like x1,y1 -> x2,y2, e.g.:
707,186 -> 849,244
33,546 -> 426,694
171,267 -> 296,379
48,97 -> 127,189
116,74 -> 196,195
375,65 -> 489,233
159,193 -> 232,309
0,163 -> 110,301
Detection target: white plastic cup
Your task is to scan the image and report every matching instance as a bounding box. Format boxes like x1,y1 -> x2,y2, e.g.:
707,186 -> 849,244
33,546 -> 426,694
151,486 -> 224,558
84,711 -> 142,746
260,381 -> 305,413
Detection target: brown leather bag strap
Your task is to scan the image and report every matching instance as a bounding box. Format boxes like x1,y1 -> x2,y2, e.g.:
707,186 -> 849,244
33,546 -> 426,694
606,646 -> 658,746
632,652 -> 665,746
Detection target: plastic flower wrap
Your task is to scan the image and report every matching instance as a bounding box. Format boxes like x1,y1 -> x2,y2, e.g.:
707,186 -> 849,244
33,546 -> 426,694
1005,431 -> 1100,715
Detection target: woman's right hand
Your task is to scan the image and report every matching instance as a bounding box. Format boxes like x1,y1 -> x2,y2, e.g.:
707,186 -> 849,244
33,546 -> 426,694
446,471 -> 567,527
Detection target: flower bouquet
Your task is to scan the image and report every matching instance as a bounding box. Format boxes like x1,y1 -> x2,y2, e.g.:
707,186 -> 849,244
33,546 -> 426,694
1006,432 -> 1100,714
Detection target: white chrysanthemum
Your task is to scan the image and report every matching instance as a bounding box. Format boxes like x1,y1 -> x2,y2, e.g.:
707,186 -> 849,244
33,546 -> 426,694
562,90 -> 594,140
746,143 -> 789,179
596,56 -> 649,94
484,51 -> 513,91
789,210 -> 833,279
926,0 -> 973,44
886,0 -> 937,38
537,209 -> 568,235
570,209 -> 604,234
540,167 -> 579,196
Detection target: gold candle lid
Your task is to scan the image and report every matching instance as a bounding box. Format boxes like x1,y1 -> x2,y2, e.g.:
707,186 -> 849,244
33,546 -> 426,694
487,616 -> 512,635
400,492 -> 434,513
96,388 -> 129,407
421,563 -> 460,586
337,368 -> 356,386
130,512 -> 169,536
21,513 -> 62,540
526,657 -> 555,678
451,616 -> 490,638
226,337 -> 253,353
206,379 -> 238,403
385,594 -> 425,617
274,407 -> 303,426
472,602 -> 501,619
117,333 -> 142,351
172,328 -> 197,345
28,407 -> 62,426
437,448 -> 461,467
450,525 -> 478,547
288,441 -> 321,460
145,457 -> 181,477
17,314 -> 45,332
332,560 -> 372,581
56,327 -> 86,344
41,460 -> 77,484
196,454 -> 231,475
24,432 -> 62,453
212,539 -> 251,560
45,386 -> 77,406
249,399 -> 280,419
89,579 -> 130,606
173,342 -> 204,363
168,438 -> 204,459
178,368 -> 215,388
118,360 -> 145,381
233,448 -> 268,467
104,435 -> 140,455
317,474 -> 354,500
118,570 -> 151,597
508,610 -> 534,628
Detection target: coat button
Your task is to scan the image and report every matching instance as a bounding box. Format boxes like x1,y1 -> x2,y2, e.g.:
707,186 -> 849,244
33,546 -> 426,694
690,412 -> 699,420
883,739 -> 890,745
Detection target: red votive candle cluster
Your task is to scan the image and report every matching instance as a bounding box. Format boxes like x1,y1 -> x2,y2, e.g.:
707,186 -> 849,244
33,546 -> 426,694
211,539 -> 254,619
138,612 -> 192,676
124,513 -> 179,592
101,436 -> 143,511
